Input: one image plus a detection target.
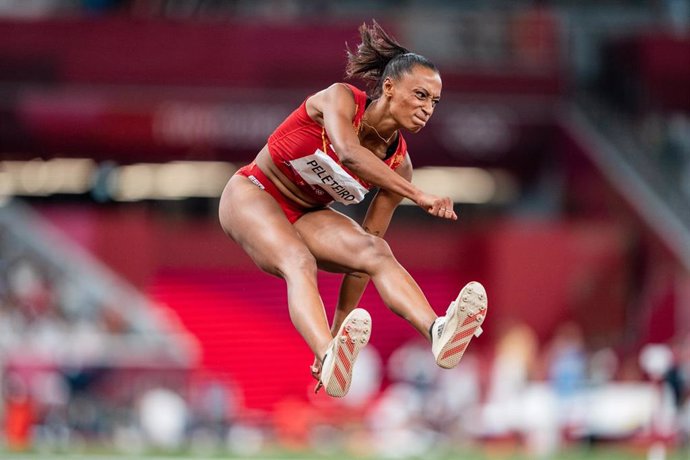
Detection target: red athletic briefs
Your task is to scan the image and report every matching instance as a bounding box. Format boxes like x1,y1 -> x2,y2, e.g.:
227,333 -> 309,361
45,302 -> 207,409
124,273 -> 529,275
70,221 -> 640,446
235,161 -> 324,224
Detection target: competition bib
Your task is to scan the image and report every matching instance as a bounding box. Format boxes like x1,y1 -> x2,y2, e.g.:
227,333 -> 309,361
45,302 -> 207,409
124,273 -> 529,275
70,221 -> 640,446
289,148 -> 369,204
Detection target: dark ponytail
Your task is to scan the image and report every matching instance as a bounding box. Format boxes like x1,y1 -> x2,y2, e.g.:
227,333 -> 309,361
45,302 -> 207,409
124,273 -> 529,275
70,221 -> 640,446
345,20 -> 438,98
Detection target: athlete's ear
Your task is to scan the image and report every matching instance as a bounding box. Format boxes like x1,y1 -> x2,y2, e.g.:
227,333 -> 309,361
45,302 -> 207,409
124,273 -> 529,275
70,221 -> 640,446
382,77 -> 394,99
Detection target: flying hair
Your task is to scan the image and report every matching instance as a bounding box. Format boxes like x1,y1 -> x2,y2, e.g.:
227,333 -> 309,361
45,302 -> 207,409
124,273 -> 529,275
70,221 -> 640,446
345,20 -> 438,98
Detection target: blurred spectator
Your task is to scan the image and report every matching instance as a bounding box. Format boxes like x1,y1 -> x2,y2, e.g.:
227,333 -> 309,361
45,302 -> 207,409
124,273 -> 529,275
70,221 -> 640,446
194,378 -> 236,435
340,346 -> 383,409
541,322 -> 588,451
431,353 -> 481,440
272,397 -> 317,450
545,322 -> 587,400
639,343 -> 678,441
589,347 -> 619,385
226,422 -> 266,456
31,369 -> 71,452
186,376 -> 241,453
680,337 -> 690,447
481,320 -> 539,437
2,372 -> 34,451
0,0 -> 64,18
665,113 -> 690,198
545,323 -> 587,418
364,338 -> 482,457
138,387 -> 188,450
666,338 -> 687,411
387,338 -> 438,390
367,382 -> 436,458
653,112 -> 690,190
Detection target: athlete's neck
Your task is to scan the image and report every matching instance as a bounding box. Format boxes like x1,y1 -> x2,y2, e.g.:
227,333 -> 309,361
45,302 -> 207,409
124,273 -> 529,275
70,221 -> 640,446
362,98 -> 397,144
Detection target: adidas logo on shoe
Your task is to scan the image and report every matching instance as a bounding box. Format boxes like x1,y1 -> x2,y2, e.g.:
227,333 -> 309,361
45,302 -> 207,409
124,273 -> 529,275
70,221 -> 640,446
317,308 -> 371,398
432,281 -> 487,369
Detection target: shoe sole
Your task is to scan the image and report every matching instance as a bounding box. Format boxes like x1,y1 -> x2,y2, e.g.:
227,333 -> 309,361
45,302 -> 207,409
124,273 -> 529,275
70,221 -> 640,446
323,308 -> 371,398
435,281 -> 487,369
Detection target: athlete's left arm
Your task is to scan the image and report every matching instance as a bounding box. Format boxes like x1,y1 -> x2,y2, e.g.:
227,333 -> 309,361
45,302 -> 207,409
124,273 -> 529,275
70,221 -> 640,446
330,155 -> 412,336
311,157 -> 411,382
311,155 -> 412,380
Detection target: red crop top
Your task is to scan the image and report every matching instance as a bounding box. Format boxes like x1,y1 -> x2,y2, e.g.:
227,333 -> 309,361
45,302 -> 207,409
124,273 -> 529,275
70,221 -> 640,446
266,83 -> 408,206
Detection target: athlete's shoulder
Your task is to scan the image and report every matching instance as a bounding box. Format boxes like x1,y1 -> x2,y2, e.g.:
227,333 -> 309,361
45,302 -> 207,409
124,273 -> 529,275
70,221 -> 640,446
337,82 -> 366,97
321,82 -> 367,103
312,83 -> 367,122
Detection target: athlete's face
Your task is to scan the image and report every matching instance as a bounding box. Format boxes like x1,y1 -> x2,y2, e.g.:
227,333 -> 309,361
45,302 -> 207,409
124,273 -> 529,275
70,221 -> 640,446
385,65 -> 442,133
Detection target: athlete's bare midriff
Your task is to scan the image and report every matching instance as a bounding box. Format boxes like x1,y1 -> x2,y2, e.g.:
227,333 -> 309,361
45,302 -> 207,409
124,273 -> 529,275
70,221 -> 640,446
255,145 -> 324,209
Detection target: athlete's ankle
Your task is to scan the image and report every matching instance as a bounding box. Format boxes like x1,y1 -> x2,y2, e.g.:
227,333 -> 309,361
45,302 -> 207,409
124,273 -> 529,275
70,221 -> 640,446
428,319 -> 437,342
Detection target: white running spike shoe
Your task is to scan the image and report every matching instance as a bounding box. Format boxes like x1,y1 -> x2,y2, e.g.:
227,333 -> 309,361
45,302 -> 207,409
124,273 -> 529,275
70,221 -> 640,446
432,281 -> 488,369
316,308 -> 372,398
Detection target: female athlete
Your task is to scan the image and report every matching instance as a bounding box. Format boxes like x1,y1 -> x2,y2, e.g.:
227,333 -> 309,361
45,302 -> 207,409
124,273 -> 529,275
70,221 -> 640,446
219,21 -> 488,398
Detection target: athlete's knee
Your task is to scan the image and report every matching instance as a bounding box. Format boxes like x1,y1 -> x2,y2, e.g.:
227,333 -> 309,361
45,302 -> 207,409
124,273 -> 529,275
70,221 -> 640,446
271,246 -> 318,279
359,234 -> 395,270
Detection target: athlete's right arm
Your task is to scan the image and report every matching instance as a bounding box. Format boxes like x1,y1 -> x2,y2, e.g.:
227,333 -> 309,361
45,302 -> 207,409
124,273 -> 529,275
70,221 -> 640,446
307,83 -> 456,220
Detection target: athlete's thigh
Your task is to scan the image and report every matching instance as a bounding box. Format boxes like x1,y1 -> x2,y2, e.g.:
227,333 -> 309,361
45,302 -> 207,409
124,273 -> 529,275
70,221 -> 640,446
219,175 -> 310,274
294,208 -> 382,273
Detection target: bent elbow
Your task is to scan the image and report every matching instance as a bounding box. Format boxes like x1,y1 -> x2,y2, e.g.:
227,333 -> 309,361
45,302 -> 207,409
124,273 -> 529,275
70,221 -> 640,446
340,154 -> 359,170
335,144 -> 362,170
